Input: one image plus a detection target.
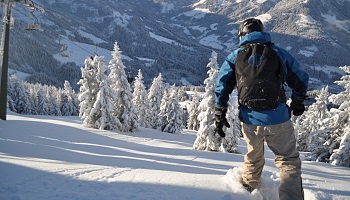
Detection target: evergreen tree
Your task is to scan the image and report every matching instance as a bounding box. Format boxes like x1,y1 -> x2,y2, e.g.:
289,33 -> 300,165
160,85 -> 184,134
224,94 -> 241,153
304,86 -> 333,162
178,87 -> 188,101
35,87 -> 49,115
60,88 -> 74,116
133,69 -> 152,128
193,51 -> 234,152
27,83 -> 39,115
61,80 -> 79,116
89,57 -> 120,130
46,87 -> 61,116
330,131 -> 350,167
296,86 -> 332,152
148,73 -> 164,130
229,91 -> 242,137
159,88 -> 170,131
8,75 -> 33,114
56,88 -> 63,115
7,95 -> 16,112
187,92 -> 201,130
78,56 -> 99,127
108,41 -> 138,132
182,107 -> 189,129
328,66 -> 350,167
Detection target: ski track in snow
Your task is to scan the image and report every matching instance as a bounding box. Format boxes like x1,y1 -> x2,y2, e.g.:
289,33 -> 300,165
0,113 -> 350,200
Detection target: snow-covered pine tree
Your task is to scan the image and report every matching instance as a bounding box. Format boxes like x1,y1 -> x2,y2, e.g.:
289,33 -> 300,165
224,94 -> 241,154
159,88 -> 170,131
178,87 -> 188,101
78,56 -> 99,127
6,94 -> 16,112
193,51 -> 233,152
161,85 -> 184,134
35,87 -> 49,115
89,56 -> 121,130
330,131 -> 350,167
133,69 -> 152,128
187,92 -> 201,131
60,80 -> 79,116
108,41 -> 138,132
25,83 -> 38,115
182,107 -> 189,129
328,66 -> 350,167
296,86 -> 332,152
148,73 -> 164,130
60,81 -> 76,116
296,86 -> 335,162
46,87 -> 61,116
56,88 -> 63,115
229,91 -> 242,138
8,76 -> 35,114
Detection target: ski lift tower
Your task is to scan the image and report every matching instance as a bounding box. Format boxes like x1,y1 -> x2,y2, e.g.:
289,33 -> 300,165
0,0 -> 44,120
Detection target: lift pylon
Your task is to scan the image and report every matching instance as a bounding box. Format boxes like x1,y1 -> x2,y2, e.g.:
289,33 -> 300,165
0,0 -> 44,120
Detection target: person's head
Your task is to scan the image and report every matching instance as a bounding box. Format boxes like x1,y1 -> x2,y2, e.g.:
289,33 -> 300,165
238,18 -> 264,40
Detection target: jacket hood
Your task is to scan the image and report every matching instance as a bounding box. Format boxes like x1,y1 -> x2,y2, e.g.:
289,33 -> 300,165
239,31 -> 272,46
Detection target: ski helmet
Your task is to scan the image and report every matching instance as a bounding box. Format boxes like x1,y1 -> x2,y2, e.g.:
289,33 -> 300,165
238,18 -> 264,40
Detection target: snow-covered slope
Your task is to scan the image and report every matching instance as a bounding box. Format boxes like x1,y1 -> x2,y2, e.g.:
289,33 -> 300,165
5,0 -> 350,90
0,112 -> 350,200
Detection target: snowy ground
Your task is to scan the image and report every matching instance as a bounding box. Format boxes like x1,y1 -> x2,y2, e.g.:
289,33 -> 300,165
0,112 -> 349,200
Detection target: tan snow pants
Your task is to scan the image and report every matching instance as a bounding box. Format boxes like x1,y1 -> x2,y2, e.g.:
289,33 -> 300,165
241,120 -> 304,200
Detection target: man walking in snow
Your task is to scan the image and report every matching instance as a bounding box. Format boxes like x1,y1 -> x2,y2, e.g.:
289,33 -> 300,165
214,18 -> 308,200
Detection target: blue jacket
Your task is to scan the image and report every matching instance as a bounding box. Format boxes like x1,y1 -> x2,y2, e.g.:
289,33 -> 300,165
215,31 -> 309,126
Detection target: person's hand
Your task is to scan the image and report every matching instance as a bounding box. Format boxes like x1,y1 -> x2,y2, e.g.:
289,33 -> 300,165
215,106 -> 230,137
290,96 -> 305,116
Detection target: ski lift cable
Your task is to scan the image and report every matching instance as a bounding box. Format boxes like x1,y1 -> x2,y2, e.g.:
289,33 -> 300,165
12,6 -> 41,30
35,7 -> 103,57
41,7 -> 113,55
14,5 -> 111,59
12,7 -> 32,19
29,9 -> 39,23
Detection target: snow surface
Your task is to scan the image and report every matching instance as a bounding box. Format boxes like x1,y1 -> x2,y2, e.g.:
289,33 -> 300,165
149,32 -> 178,45
1,112 -> 350,200
193,0 -> 207,7
199,34 -> 224,50
322,14 -> 350,32
149,32 -> 193,51
8,69 -> 30,80
299,50 -> 315,58
297,14 -> 317,28
54,35 -> 112,65
181,9 -> 210,19
53,35 -> 132,65
256,14 -> 272,24
161,2 -> 175,13
256,0 -> 268,4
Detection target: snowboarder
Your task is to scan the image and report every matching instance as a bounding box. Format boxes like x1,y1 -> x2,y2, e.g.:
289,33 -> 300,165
214,18 -> 308,200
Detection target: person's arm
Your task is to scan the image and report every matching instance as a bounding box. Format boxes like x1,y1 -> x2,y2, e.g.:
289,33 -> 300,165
273,47 -> 309,101
215,51 -> 238,107
284,54 -> 309,101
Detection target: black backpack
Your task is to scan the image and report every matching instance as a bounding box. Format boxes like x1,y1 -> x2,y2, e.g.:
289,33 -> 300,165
234,42 -> 286,111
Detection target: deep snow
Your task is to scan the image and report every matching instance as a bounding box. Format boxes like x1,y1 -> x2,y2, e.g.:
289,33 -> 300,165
0,112 -> 349,200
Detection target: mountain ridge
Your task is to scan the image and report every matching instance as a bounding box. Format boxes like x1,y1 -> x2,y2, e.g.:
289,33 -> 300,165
5,0 -> 350,91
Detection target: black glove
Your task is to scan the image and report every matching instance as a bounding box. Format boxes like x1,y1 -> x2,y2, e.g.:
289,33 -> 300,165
214,106 -> 230,137
290,95 -> 305,116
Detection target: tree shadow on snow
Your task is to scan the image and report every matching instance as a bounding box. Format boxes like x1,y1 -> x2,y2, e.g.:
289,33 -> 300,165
0,118 -> 242,175
0,161 -> 239,200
